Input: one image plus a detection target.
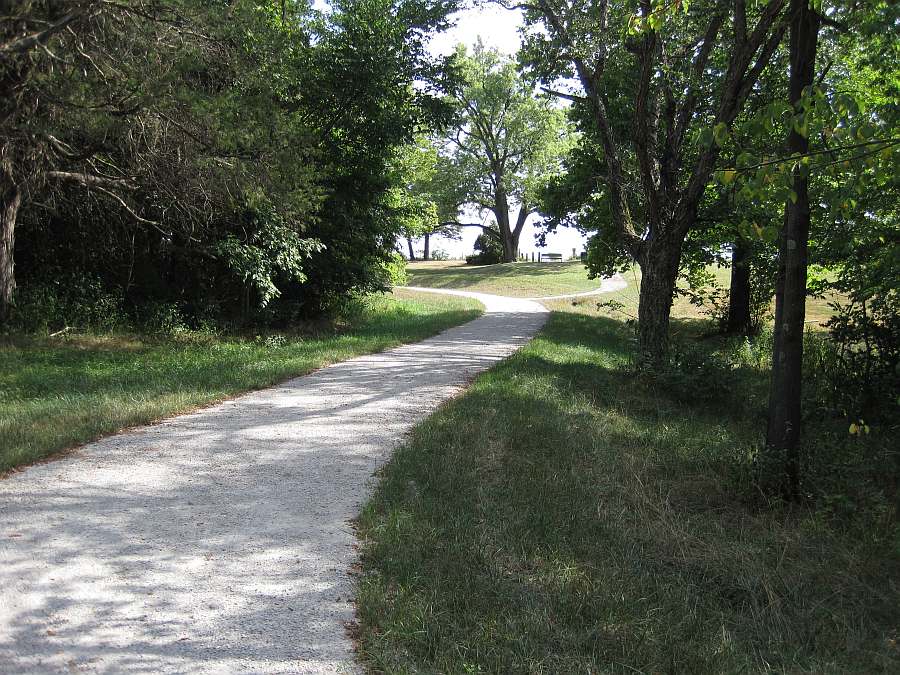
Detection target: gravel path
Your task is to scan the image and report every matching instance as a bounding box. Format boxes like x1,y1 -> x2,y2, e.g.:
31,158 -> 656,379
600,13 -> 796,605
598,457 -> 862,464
0,290 -> 547,674
524,273 -> 627,300
401,272 -> 628,302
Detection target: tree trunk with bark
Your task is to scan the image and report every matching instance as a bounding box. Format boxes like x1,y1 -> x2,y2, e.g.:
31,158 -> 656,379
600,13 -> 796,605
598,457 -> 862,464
727,238 -> 753,334
492,188 -> 528,263
637,242 -> 681,368
423,233 -> 430,260
493,189 -> 515,263
0,166 -> 21,326
765,0 -> 820,497
406,237 -> 416,260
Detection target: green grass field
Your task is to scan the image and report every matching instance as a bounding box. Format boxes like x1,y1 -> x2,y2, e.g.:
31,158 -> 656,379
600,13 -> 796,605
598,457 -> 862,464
407,259 -> 837,328
406,260 -> 600,297
0,290 -> 481,473
557,264 -> 838,328
355,311 -> 898,673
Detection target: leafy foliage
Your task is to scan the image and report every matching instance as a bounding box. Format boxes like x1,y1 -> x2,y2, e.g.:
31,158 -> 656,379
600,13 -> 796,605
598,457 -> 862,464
3,0 -> 462,330
436,42 -> 572,261
465,233 -> 503,265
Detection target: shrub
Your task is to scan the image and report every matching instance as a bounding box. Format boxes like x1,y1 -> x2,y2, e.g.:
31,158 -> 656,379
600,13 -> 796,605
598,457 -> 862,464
465,233 -> 503,265
10,274 -> 125,333
137,301 -> 188,335
379,252 -> 409,287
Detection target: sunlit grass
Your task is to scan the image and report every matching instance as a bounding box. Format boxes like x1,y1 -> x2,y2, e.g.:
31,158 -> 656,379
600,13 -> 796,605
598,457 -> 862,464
406,260 -> 599,297
0,291 -> 482,473
546,264 -> 838,330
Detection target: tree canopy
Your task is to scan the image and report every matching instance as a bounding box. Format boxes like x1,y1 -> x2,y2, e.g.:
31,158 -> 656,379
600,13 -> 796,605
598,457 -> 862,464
435,42 -> 571,262
2,0 -> 461,328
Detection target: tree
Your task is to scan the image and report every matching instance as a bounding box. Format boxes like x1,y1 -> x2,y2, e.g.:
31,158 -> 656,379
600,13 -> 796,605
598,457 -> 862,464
765,0 -> 820,495
2,0 -> 463,326
289,0 -> 463,310
756,0 -> 898,493
0,1 -> 325,325
513,0 -> 790,365
388,138 -> 461,260
698,0 -> 899,490
440,43 -> 570,262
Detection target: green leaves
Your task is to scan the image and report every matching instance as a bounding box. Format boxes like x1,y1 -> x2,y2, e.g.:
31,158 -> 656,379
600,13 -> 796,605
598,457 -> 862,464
713,122 -> 730,147
736,220 -> 778,244
441,44 -> 572,226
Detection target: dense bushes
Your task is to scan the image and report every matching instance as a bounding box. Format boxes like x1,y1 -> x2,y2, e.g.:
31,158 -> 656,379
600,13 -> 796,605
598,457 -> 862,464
11,274 -> 126,334
465,233 -> 503,265
3,1 -> 457,333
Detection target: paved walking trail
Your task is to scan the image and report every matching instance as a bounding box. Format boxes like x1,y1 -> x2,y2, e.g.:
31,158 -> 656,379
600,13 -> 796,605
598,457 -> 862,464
0,290 -> 549,674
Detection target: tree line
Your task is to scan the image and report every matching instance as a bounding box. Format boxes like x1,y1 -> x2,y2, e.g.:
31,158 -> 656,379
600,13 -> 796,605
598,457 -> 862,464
1,0 -> 460,329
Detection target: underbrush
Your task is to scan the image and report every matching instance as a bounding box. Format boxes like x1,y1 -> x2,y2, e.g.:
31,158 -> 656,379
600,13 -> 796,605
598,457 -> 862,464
356,311 -> 899,673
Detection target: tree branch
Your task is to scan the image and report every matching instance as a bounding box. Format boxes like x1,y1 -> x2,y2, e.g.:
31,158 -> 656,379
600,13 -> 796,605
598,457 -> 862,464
45,170 -> 136,191
441,221 -> 502,242
0,9 -> 88,53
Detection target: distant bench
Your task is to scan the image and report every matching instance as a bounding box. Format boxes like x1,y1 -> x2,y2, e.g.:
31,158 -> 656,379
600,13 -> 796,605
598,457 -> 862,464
539,252 -> 563,262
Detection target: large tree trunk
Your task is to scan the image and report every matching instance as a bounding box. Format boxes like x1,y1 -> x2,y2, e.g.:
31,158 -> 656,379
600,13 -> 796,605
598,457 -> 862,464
406,236 -> 416,260
493,188 -> 527,263
765,0 -> 820,497
500,228 -> 517,263
0,168 -> 21,326
637,243 -> 681,368
493,195 -> 515,263
727,238 -> 753,334
423,233 -> 430,261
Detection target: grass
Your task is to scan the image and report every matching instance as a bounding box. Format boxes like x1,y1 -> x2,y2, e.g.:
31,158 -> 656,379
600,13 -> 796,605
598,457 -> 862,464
555,264 -> 838,330
406,260 -> 600,297
0,290 -> 482,473
355,311 -> 899,673
406,261 -> 838,329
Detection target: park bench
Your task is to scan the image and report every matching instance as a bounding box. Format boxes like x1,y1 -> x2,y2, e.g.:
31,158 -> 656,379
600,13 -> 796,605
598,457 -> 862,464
540,252 -> 563,262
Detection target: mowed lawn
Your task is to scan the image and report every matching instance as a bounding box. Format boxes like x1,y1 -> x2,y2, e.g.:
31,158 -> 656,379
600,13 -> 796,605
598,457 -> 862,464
0,290 -> 482,473
406,260 -> 601,297
406,261 -> 838,327
355,310 -> 898,673
554,264 -> 838,329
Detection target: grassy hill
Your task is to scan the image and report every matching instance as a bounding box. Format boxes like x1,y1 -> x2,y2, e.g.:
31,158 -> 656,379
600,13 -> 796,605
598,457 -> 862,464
405,260 -> 600,297
405,260 -> 837,329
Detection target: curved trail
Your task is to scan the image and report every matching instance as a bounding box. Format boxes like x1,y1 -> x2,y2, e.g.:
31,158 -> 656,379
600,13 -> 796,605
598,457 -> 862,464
401,272 -> 627,302
0,291 -> 547,674
524,273 -> 627,300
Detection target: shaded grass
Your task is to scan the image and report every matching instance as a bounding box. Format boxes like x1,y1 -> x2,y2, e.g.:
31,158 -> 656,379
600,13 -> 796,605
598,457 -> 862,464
406,260 -> 599,297
0,290 -> 482,473
356,311 -> 899,673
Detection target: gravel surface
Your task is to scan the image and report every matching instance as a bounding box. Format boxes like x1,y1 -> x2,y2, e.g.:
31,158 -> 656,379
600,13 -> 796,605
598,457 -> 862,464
0,290 -> 547,674
524,273 -> 627,300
